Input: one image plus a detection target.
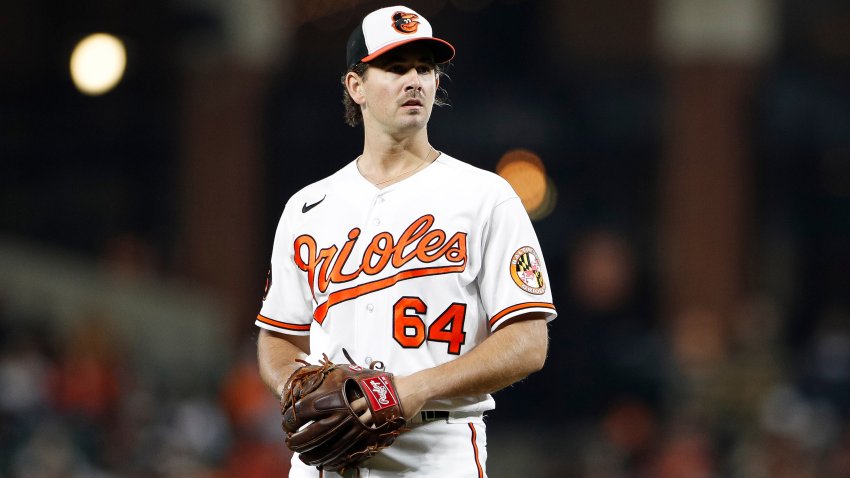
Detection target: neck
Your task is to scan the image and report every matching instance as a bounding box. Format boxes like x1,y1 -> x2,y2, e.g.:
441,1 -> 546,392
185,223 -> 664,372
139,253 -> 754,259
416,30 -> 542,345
357,129 -> 436,188
359,129 -> 432,175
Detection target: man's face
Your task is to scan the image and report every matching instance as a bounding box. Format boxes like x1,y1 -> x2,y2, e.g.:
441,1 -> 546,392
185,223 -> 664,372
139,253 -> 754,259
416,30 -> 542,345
358,44 -> 438,135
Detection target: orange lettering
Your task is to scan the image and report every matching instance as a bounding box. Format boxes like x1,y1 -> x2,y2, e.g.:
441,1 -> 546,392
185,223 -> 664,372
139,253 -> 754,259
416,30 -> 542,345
363,232 -> 394,275
393,215 -> 433,268
293,216 -> 467,299
442,232 -> 467,262
329,228 -> 362,283
293,235 -> 318,297
417,229 -> 446,262
315,245 -> 337,293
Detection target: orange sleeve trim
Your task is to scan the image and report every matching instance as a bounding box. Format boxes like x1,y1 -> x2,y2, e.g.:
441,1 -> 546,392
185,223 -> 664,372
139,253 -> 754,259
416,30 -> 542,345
488,302 -> 555,327
256,314 -> 311,332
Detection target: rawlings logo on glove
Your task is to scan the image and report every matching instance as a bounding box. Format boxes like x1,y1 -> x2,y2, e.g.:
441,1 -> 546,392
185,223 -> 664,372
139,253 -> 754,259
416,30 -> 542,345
362,375 -> 398,410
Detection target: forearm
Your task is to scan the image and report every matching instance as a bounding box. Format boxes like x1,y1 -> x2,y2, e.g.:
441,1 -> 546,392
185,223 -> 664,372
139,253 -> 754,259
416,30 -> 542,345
257,329 -> 310,397
396,314 -> 549,417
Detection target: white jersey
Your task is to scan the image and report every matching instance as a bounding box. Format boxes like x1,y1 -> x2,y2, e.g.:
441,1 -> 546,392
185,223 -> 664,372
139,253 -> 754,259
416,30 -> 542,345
256,153 -> 557,414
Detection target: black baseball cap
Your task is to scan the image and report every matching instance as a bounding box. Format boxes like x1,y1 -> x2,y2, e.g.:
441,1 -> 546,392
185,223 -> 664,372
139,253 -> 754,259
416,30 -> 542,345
346,5 -> 456,69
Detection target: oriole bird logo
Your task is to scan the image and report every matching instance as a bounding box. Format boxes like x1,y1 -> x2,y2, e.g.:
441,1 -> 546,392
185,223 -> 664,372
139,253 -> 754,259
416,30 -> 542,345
392,12 -> 419,34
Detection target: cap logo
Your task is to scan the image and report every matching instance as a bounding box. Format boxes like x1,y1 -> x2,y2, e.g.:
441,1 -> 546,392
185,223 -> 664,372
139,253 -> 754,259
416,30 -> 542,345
391,11 -> 419,34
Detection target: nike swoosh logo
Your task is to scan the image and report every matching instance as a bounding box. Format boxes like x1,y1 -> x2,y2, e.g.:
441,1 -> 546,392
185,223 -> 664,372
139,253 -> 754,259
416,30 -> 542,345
302,195 -> 326,213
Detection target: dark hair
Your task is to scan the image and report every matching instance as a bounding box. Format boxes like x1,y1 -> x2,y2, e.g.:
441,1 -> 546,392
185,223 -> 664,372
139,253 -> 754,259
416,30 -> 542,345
341,62 -> 450,127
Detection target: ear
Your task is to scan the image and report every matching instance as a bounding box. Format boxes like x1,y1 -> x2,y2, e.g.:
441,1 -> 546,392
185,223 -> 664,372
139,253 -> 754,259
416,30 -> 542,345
345,71 -> 366,106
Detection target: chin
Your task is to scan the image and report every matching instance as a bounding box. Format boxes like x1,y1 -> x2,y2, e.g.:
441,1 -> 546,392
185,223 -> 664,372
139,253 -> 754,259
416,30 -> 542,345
398,115 -> 430,131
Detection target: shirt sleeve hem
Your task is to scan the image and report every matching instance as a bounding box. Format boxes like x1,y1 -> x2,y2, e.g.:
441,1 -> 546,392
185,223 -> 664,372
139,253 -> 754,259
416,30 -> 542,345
255,314 -> 311,336
488,303 -> 557,332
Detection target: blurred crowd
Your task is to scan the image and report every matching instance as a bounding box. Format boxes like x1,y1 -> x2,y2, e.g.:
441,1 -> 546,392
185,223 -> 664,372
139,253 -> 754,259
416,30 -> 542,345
0,306 -> 291,478
2,230 -> 850,477
507,230 -> 850,478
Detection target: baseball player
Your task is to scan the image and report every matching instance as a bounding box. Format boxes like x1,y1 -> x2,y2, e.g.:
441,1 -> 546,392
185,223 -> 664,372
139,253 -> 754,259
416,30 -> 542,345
256,6 -> 557,477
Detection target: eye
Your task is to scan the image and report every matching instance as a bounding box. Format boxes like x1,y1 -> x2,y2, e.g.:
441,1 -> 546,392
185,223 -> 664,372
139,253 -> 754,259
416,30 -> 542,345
388,64 -> 407,74
417,65 -> 434,74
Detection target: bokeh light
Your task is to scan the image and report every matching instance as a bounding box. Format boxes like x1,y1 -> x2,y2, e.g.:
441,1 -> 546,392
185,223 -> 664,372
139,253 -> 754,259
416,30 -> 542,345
69,33 -> 127,96
497,148 -> 556,219
529,175 -> 557,221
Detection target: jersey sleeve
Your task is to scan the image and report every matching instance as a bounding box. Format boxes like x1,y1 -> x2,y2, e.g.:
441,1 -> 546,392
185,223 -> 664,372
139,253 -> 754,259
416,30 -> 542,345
255,207 -> 314,335
478,196 -> 557,332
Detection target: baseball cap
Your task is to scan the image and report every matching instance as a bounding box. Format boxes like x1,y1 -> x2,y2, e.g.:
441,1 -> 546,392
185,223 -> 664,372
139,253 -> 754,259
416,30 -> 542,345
346,6 -> 456,69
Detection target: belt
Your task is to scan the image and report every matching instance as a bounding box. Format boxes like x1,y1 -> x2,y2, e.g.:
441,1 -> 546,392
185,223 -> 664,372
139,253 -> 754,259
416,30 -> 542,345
421,410 -> 450,421
410,410 -> 450,424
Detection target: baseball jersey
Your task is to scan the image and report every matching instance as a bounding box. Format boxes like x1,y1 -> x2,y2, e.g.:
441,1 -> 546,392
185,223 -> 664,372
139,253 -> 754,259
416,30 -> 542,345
256,153 -> 557,414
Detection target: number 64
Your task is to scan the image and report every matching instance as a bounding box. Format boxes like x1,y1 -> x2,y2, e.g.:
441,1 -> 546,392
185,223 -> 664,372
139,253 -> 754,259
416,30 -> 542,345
392,297 -> 467,355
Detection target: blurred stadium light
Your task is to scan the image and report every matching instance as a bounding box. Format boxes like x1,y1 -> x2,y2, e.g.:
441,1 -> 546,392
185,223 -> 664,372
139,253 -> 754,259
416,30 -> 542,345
69,33 -> 126,95
496,148 -> 557,220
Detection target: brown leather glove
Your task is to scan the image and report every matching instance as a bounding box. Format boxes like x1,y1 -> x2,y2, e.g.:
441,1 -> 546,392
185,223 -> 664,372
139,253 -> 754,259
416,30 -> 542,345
280,353 -> 406,474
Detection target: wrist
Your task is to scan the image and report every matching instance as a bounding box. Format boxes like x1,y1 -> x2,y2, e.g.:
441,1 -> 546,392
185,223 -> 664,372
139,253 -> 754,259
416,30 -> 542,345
398,369 -> 436,404
276,363 -> 305,399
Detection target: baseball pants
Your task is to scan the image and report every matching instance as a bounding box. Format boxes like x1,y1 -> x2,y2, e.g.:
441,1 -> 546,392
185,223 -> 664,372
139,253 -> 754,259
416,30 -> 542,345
288,412 -> 488,478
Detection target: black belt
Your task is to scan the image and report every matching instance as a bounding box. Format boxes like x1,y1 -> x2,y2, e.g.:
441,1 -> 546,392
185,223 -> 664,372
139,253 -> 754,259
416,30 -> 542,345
419,411 -> 450,422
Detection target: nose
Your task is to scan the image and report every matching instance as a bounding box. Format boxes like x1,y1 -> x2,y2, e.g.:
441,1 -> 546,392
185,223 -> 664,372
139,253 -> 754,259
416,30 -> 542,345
403,67 -> 422,92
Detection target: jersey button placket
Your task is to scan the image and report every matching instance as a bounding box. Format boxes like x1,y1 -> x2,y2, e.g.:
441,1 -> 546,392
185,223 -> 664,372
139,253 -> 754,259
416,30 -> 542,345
357,193 -> 385,366
371,194 -> 385,227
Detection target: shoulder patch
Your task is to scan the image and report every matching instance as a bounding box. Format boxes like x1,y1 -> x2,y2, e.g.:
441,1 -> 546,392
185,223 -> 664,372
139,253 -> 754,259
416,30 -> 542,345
510,246 -> 546,295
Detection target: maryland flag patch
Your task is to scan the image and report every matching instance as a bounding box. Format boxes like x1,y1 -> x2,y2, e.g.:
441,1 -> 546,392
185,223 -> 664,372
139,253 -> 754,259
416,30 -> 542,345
510,246 -> 546,295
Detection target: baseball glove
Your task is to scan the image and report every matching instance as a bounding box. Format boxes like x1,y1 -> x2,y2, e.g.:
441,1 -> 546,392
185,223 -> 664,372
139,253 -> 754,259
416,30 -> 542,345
280,352 -> 406,474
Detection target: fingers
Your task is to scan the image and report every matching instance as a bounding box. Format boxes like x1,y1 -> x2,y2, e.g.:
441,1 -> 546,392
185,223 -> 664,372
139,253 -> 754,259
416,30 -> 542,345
358,409 -> 373,425
351,397 -> 373,425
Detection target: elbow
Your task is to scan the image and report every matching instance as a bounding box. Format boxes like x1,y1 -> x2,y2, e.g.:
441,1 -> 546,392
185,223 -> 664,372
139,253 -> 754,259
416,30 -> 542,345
525,321 -> 549,374
500,315 -> 550,378
527,346 -> 547,374
517,333 -> 548,377
514,349 -> 545,382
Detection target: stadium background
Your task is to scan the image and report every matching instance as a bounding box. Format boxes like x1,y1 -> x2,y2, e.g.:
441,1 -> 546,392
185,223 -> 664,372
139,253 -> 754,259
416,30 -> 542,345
2,0 -> 850,476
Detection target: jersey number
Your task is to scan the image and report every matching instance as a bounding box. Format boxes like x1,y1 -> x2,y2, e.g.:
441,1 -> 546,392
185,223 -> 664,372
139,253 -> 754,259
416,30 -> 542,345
392,297 -> 467,355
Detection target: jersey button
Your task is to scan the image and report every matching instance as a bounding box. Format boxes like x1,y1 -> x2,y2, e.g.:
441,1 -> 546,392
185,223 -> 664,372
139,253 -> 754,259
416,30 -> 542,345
373,218 -> 381,226
366,303 -> 374,312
